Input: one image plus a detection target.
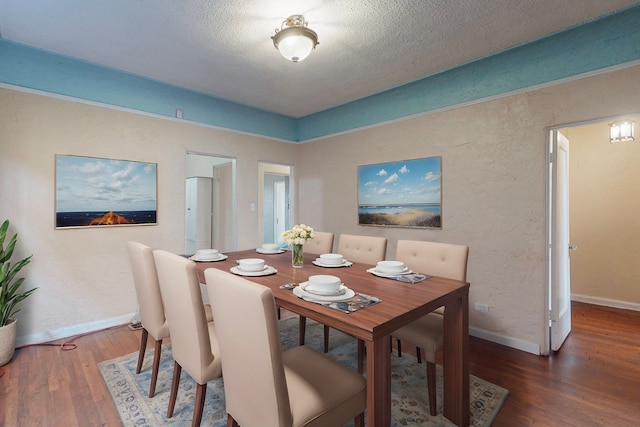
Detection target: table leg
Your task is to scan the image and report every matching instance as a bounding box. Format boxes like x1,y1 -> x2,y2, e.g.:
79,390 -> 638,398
443,291 -> 470,427
366,335 -> 391,427
298,316 -> 306,345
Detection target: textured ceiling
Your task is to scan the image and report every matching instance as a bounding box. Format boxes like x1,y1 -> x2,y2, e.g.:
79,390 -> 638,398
1,0 -> 638,117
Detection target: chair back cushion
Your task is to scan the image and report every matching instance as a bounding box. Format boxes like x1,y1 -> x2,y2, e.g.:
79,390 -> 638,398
305,231 -> 334,255
153,250 -> 220,384
396,240 -> 469,281
204,268 -> 292,427
337,234 -> 387,265
126,241 -> 169,340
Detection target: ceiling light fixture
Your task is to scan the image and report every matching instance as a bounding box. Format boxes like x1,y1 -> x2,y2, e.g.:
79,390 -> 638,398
609,120 -> 635,143
271,15 -> 318,63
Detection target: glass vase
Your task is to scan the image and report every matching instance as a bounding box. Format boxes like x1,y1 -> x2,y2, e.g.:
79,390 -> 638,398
292,244 -> 304,268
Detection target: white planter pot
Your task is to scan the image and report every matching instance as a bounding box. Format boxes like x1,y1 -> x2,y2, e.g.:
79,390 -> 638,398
0,318 -> 17,366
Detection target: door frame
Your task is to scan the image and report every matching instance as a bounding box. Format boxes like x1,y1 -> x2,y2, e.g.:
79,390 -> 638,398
544,113 -> 636,353
186,152 -> 237,252
258,162 -> 293,245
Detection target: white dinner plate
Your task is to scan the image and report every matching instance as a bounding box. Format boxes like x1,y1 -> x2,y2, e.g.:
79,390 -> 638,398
189,254 -> 228,262
366,267 -> 414,278
293,284 -> 355,301
312,259 -> 353,268
376,266 -> 411,275
230,265 -> 277,276
255,248 -> 285,254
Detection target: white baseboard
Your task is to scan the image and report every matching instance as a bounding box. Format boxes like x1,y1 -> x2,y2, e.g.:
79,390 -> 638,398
468,297 -> 640,357
27,308 -> 618,356
16,313 -> 135,347
470,326 -> 541,355
571,294 -> 640,312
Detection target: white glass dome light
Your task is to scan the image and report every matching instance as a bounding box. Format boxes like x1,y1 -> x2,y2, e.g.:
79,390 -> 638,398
272,15 -> 319,63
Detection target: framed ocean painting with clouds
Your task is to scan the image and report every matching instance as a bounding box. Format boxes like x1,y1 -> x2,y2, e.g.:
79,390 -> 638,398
55,154 -> 157,228
357,156 -> 441,229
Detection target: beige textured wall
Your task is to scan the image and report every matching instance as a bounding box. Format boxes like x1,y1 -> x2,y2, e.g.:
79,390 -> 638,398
296,65 -> 640,353
564,118 -> 640,304
2,65 -> 640,352
0,87 -> 294,343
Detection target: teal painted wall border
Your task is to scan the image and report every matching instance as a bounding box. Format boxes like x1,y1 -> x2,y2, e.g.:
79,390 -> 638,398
1,5 -> 639,142
0,39 -> 297,141
296,4 -> 640,141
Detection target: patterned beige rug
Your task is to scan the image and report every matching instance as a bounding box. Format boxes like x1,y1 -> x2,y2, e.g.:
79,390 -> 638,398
99,317 -> 508,426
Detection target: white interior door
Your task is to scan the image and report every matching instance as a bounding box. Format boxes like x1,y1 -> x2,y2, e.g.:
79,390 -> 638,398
274,180 -> 286,242
212,163 -> 235,252
185,177 -> 212,253
549,130 -> 572,351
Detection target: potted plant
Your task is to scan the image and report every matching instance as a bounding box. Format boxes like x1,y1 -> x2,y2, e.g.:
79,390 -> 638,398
0,219 -> 36,366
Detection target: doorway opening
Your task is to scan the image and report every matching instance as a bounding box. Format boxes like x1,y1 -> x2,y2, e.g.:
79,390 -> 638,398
258,162 -> 292,246
546,113 -> 639,354
185,153 -> 236,254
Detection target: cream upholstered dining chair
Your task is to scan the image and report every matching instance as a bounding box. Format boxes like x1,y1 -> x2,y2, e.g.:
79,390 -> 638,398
336,233 -> 387,265
204,268 -> 366,427
126,241 -> 213,398
391,239 -> 469,416
126,241 -> 170,398
153,249 -> 223,427
310,233 -> 388,354
304,231 -> 334,255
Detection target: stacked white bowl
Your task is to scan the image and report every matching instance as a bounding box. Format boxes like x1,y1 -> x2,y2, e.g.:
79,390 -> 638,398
319,253 -> 344,265
237,258 -> 265,271
261,243 -> 280,251
376,260 -> 406,274
196,249 -> 219,261
308,274 -> 342,293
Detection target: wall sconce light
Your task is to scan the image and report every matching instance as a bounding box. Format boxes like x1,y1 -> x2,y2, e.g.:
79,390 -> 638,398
272,15 -> 319,63
609,120 -> 635,143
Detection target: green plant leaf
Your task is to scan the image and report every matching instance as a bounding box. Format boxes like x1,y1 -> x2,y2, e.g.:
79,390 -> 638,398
0,219 -> 36,326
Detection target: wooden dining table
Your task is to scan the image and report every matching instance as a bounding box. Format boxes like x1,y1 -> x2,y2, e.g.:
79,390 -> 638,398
194,248 -> 470,427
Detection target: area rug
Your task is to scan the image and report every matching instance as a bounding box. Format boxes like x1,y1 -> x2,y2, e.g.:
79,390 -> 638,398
99,318 -> 508,426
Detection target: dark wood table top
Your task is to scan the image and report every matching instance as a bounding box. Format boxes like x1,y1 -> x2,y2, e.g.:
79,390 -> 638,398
194,248 -> 469,343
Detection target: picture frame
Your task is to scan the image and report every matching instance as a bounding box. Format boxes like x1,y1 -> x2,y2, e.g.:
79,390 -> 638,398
357,156 -> 441,229
55,154 -> 157,228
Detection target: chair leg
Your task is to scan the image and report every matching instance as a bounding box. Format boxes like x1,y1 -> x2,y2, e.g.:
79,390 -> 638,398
416,346 -> 422,364
357,339 -> 365,374
397,338 -> 402,357
299,316 -> 307,345
355,412 -> 365,427
226,414 -> 239,427
136,328 -> 149,374
426,361 -> 437,416
277,306 -> 281,320
192,383 -> 207,427
149,338 -> 163,397
167,361 -> 182,418
323,325 -> 330,353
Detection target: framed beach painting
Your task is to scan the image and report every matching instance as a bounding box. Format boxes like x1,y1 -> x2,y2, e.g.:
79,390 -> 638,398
55,154 -> 157,228
357,156 -> 442,229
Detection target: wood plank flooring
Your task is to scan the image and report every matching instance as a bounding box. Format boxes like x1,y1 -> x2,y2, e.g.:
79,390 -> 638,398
1,301 -> 639,426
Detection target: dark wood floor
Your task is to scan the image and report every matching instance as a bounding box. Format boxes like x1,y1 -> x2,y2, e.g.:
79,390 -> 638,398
1,301 -> 639,426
